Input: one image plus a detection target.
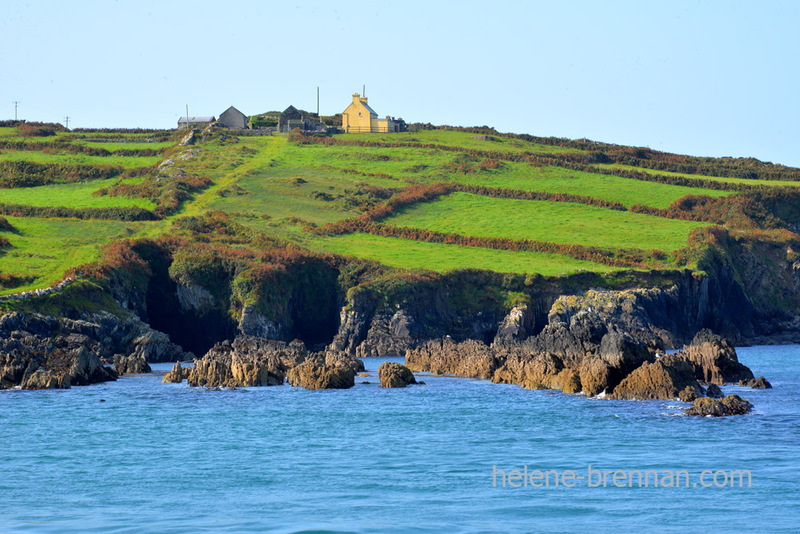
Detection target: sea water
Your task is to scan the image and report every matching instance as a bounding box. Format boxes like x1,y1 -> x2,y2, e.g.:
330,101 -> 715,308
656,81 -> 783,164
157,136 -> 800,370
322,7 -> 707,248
1,345 -> 799,533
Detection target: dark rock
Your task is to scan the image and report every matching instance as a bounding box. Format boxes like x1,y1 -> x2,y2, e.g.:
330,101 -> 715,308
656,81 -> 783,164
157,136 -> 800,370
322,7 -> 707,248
705,383 -> 723,398
0,316 -> 118,390
685,394 -> 753,416
739,376 -> 772,389
378,362 -> 417,388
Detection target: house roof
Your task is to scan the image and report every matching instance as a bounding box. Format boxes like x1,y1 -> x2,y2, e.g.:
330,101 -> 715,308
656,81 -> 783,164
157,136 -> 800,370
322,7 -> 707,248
178,116 -> 215,123
359,101 -> 378,116
221,106 -> 245,116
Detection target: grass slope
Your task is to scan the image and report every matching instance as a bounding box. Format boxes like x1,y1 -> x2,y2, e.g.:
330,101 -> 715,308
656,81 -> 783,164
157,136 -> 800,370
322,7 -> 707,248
383,192 -> 706,252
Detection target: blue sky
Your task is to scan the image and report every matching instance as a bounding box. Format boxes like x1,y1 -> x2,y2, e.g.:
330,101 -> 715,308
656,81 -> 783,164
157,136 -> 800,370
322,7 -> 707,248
3,0 -> 798,165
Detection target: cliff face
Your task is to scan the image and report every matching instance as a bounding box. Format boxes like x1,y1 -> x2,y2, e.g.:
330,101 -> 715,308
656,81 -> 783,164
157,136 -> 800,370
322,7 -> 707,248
326,267 -> 759,361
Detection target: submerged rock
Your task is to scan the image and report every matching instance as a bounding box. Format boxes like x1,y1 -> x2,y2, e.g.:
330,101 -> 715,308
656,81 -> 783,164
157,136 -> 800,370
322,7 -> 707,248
705,383 -> 723,398
739,376 -> 772,389
685,394 -> 753,417
378,362 -> 417,388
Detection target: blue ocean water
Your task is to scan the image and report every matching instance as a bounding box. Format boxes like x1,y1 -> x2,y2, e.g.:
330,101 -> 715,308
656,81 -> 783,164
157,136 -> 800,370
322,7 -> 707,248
1,345 -> 799,533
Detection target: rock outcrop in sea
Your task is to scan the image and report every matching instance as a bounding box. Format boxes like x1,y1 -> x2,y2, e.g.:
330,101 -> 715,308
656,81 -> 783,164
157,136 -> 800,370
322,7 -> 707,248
186,335 -> 364,390
162,361 -> 191,383
685,394 -> 754,416
403,295 -> 759,411
378,361 -> 417,388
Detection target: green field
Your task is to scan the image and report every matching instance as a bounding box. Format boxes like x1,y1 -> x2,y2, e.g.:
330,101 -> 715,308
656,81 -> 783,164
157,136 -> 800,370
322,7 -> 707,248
0,122 -> 796,295
0,178 -> 154,209
0,149 -> 162,169
76,140 -> 175,151
453,163 -> 731,208
0,216 -> 142,293
383,192 -> 706,251
309,232 -> 621,274
340,129 -> 587,155
596,163 -> 800,188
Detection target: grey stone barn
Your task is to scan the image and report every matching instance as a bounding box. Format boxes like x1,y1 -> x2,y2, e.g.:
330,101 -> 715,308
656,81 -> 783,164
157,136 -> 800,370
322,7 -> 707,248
177,116 -> 215,129
279,105 -> 324,133
218,106 -> 248,129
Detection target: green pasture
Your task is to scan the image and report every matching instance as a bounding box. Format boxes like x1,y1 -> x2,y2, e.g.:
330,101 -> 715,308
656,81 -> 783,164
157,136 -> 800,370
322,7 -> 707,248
307,232 -> 620,275
338,129 -> 586,155
0,177 -> 154,209
0,149 -> 162,169
0,216 -> 142,294
453,163 -> 732,208
596,164 -> 800,188
383,192 -> 706,252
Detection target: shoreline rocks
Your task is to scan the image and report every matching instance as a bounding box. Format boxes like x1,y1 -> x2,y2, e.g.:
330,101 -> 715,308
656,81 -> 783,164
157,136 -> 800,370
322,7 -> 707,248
378,362 -> 417,388
187,335 -> 364,390
162,361 -> 191,383
686,395 -> 754,416
114,353 -> 151,375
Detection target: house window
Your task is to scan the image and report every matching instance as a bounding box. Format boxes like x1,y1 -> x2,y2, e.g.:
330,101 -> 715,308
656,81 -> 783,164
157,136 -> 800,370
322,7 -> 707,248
358,112 -> 361,117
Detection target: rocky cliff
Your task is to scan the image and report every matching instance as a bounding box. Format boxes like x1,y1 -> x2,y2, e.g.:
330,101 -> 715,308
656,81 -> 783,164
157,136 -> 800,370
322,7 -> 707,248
0,311 -> 188,389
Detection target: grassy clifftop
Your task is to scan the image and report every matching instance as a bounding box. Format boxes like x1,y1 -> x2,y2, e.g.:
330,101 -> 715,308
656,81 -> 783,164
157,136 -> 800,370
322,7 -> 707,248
1,122 -> 800,324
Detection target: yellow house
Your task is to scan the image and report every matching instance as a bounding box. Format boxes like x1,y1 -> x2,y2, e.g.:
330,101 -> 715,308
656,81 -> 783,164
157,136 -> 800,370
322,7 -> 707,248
341,93 -> 399,133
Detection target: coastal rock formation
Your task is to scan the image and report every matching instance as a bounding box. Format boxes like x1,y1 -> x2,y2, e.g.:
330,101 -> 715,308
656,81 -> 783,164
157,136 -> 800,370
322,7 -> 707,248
682,330 -> 754,385
378,362 -> 417,388
163,361 -> 190,383
0,323 -> 117,390
678,385 -> 702,402
187,335 -> 363,389
0,330 -> 117,389
187,336 -> 302,388
740,376 -> 772,389
685,394 -> 753,417
114,353 -> 151,374
405,338 -> 497,380
238,305 -> 291,340
705,383 -> 723,398
493,305 -> 536,346
286,360 -> 356,390
609,354 -> 702,400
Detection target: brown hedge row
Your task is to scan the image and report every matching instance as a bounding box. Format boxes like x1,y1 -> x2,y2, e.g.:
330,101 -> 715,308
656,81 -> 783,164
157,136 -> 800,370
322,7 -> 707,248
0,203 -> 158,221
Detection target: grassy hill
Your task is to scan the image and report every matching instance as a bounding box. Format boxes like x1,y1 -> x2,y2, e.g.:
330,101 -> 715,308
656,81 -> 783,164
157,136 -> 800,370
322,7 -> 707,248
1,121 -> 799,308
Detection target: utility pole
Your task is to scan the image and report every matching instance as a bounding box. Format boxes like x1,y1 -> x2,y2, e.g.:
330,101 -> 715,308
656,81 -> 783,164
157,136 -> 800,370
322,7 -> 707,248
64,116 -> 70,129
316,86 -> 319,116
186,104 -> 189,129
13,101 -> 20,121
